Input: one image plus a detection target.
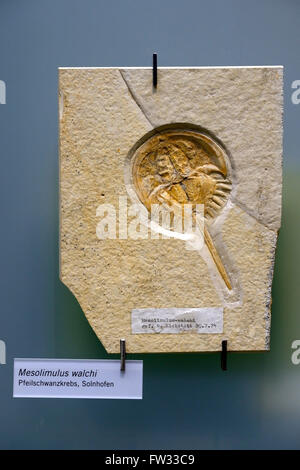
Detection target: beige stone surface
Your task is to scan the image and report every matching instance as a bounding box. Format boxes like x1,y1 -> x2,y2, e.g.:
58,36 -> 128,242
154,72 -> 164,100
59,67 -> 283,353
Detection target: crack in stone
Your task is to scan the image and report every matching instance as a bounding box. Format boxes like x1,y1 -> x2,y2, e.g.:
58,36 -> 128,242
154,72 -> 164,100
119,70 -> 154,128
232,198 -> 278,233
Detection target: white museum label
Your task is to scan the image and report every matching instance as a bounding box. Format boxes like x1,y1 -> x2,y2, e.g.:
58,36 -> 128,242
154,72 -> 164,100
132,307 -> 223,334
13,359 -> 143,400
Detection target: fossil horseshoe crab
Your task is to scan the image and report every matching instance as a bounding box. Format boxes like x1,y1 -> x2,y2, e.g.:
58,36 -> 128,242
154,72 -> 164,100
131,128 -> 232,290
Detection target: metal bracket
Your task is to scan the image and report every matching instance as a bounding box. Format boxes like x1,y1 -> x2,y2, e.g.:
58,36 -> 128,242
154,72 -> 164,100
153,53 -> 157,88
120,339 -> 126,372
221,340 -> 227,371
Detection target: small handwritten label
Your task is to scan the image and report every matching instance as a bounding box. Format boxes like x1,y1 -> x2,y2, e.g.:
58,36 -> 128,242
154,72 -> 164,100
132,308 -> 223,334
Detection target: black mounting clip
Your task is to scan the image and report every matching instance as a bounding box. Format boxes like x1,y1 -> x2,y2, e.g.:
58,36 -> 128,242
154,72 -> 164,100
120,339 -> 126,372
221,340 -> 228,371
153,53 -> 157,89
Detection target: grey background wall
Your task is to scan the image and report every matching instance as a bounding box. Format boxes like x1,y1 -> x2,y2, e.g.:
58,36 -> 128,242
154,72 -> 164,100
0,0 -> 300,449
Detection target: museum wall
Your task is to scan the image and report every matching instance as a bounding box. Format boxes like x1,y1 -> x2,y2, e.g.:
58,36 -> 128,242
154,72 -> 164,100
0,0 -> 299,449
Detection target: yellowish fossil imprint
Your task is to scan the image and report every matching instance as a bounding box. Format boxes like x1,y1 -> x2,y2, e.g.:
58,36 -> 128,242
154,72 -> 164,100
131,128 -> 232,290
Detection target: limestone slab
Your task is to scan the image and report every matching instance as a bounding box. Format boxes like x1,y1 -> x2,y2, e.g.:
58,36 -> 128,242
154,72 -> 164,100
59,66 -> 283,353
